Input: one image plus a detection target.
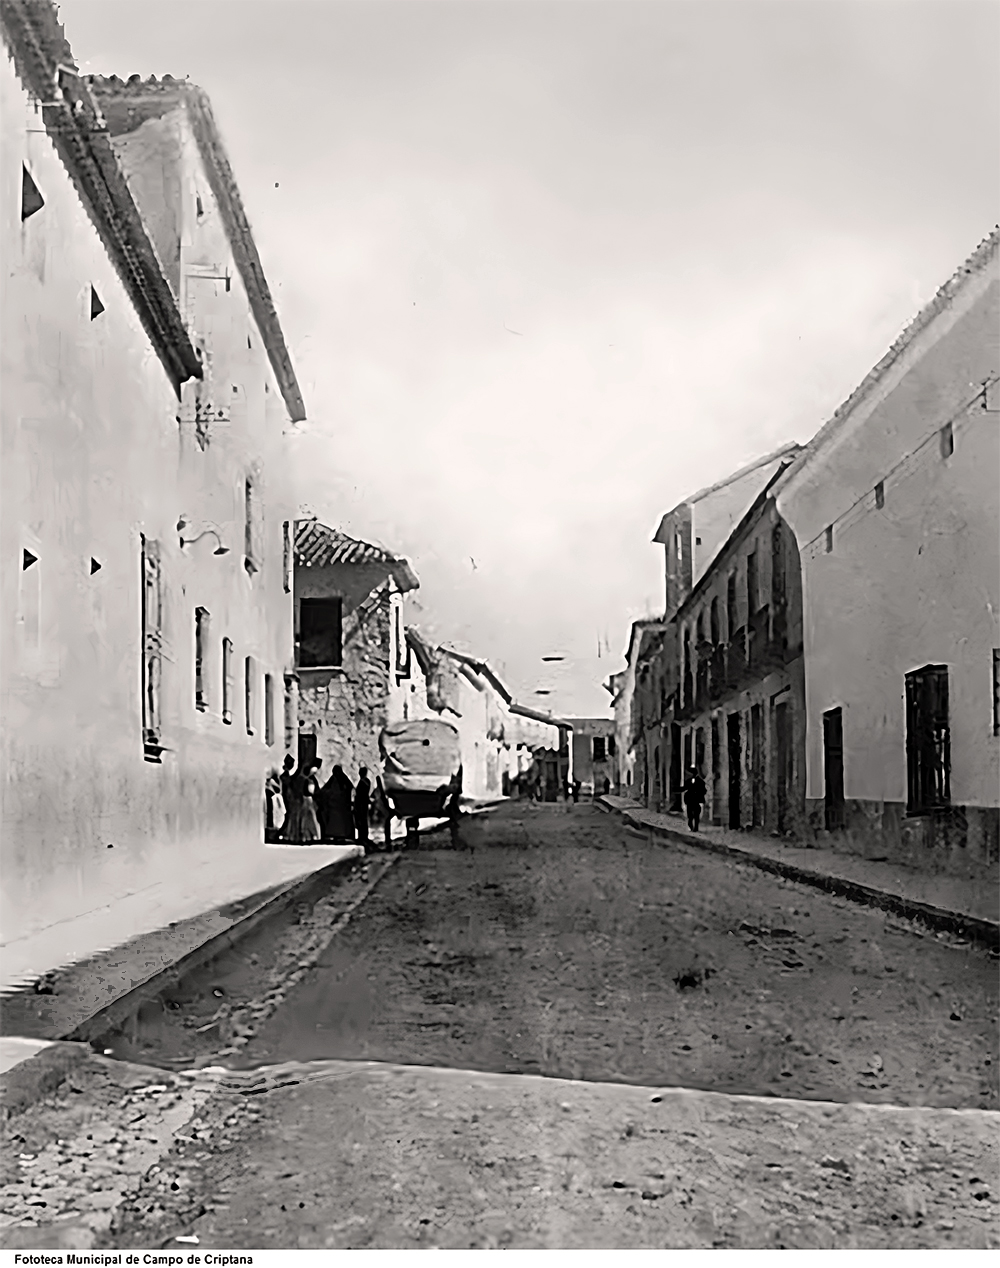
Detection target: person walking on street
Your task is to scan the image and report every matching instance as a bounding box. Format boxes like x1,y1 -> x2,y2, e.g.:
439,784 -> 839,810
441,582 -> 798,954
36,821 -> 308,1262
572,779 -> 581,803
374,776 -> 393,851
682,766 -> 707,832
278,755 -> 298,842
354,765 -> 372,847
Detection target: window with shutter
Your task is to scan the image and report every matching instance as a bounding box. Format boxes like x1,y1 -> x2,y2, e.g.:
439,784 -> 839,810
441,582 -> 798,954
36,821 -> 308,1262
905,665 -> 950,814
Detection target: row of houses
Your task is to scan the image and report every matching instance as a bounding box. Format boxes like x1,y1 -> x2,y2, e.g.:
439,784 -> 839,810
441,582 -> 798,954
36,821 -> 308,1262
0,0 -> 568,956
608,229 -> 999,883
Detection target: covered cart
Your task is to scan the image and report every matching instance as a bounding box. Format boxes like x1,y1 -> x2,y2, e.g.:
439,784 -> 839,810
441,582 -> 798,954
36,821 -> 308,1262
378,718 -> 463,845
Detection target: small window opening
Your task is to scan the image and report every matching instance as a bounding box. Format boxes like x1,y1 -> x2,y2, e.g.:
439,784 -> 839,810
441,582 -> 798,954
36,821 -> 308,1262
940,422 -> 954,458
196,194 -> 204,218
23,549 -> 37,570
90,286 -> 105,320
21,165 -> 44,221
247,335 -> 252,350
245,655 -> 256,735
264,672 -> 275,746
824,525 -> 834,553
874,481 -> 885,509
222,637 -> 234,724
90,557 -> 101,574
195,608 -> 210,711
695,536 -> 702,546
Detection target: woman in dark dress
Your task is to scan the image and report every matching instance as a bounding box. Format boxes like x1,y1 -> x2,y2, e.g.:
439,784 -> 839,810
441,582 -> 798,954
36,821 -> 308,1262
285,760 -> 322,843
318,764 -> 354,842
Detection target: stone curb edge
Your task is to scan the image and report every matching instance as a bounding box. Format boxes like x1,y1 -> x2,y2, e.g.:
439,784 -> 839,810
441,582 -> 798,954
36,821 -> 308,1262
0,849 -> 366,1118
596,798 -> 1000,952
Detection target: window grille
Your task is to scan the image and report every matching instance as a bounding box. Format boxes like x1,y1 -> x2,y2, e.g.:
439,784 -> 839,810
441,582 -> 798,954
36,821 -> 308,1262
905,664 -> 950,814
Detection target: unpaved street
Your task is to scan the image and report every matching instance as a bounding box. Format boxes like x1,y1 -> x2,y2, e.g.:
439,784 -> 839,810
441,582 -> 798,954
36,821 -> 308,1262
4,802 -> 997,1250
103,802 -> 997,1109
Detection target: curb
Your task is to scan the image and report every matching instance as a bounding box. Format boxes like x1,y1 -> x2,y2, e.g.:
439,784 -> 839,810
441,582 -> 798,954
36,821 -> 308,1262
597,798 -> 1000,951
2,849 -> 365,1049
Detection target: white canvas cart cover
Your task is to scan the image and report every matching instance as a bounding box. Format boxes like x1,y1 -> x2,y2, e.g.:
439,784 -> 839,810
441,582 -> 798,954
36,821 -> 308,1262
379,719 -> 462,795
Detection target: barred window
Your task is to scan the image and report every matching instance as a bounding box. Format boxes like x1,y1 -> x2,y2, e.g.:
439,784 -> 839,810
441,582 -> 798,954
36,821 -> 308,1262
905,664 -> 950,814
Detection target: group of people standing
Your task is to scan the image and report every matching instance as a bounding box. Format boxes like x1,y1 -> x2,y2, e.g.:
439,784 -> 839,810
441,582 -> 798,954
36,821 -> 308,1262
265,756 -> 391,848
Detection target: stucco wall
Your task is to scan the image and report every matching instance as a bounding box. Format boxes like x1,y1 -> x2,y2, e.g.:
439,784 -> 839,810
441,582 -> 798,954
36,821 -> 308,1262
777,255 -> 999,874
1,56 -> 295,945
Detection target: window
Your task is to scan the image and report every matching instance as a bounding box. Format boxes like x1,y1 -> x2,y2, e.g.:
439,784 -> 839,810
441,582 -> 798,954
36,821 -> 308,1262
245,655 -> 256,734
710,596 -> 720,644
593,736 -> 606,763
298,597 -> 343,668
222,637 -> 234,724
608,735 -> 616,757
244,476 -> 260,574
905,664 -> 950,814
21,165 -> 44,221
195,607 -> 210,710
824,525 -> 834,554
746,550 -> 758,615
940,423 -> 954,459
771,523 -> 785,608
90,286 -> 105,320
264,672 -> 275,746
141,537 -> 163,759
726,573 -> 737,639
282,521 -> 292,593
874,481 -> 885,510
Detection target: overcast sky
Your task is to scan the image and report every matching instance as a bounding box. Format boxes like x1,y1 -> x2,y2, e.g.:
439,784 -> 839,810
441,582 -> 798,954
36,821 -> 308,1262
63,0 -> 999,715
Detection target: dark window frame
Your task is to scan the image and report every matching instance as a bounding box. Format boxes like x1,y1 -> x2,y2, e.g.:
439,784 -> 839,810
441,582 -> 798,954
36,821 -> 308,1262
905,664 -> 951,815
222,637 -> 234,724
297,596 -> 344,669
195,607 -> 210,711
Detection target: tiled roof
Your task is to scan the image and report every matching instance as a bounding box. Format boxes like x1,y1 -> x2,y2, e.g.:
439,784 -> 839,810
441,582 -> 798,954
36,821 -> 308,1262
1,0 -> 202,389
294,519 -> 419,591
87,73 -> 305,422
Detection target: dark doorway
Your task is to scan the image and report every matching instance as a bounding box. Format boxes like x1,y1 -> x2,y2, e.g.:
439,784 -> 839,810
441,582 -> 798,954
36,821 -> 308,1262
669,722 -> 682,811
823,707 -> 845,830
727,713 -> 741,829
710,717 -> 721,824
298,731 -> 318,771
751,704 -> 764,828
774,701 -> 790,833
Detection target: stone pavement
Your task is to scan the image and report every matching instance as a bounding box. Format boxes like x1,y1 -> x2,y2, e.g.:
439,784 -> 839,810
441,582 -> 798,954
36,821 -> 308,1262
599,796 -> 999,938
4,1048 -> 996,1250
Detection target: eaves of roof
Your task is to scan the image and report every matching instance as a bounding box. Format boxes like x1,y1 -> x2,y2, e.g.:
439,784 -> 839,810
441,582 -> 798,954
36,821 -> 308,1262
509,702 -> 570,730
294,519 -> 419,592
773,226 -> 1000,498
1,0 -> 202,392
87,73 -> 305,422
652,441 -> 802,543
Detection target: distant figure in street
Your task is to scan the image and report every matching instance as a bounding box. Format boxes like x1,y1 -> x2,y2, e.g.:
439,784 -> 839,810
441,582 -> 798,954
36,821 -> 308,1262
278,755 -> 298,842
374,776 -> 393,851
318,764 -> 354,842
682,767 -> 707,832
572,779 -> 581,803
354,766 -> 372,846
285,760 -> 322,843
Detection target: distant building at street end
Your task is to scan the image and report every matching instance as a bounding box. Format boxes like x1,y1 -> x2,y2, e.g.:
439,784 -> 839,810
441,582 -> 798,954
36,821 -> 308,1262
2,1 -> 301,952
568,718 -> 616,796
293,518 -> 419,783
403,636 -> 568,800
653,442 -> 801,620
775,227 -> 999,880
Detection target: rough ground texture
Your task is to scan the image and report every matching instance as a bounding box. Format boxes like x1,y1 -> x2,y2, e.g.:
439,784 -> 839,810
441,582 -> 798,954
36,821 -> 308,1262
2,803 -> 998,1249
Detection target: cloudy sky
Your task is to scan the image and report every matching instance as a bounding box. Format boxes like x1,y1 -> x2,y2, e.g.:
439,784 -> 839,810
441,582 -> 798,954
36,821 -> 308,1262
63,0 -> 999,715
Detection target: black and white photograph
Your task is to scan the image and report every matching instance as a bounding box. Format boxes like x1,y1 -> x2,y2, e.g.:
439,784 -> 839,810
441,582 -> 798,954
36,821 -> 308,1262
1,0 -> 997,1254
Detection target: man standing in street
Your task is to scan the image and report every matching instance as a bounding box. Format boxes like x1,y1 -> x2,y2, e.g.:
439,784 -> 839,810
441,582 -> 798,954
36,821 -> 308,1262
682,767 -> 707,832
354,765 -> 372,848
